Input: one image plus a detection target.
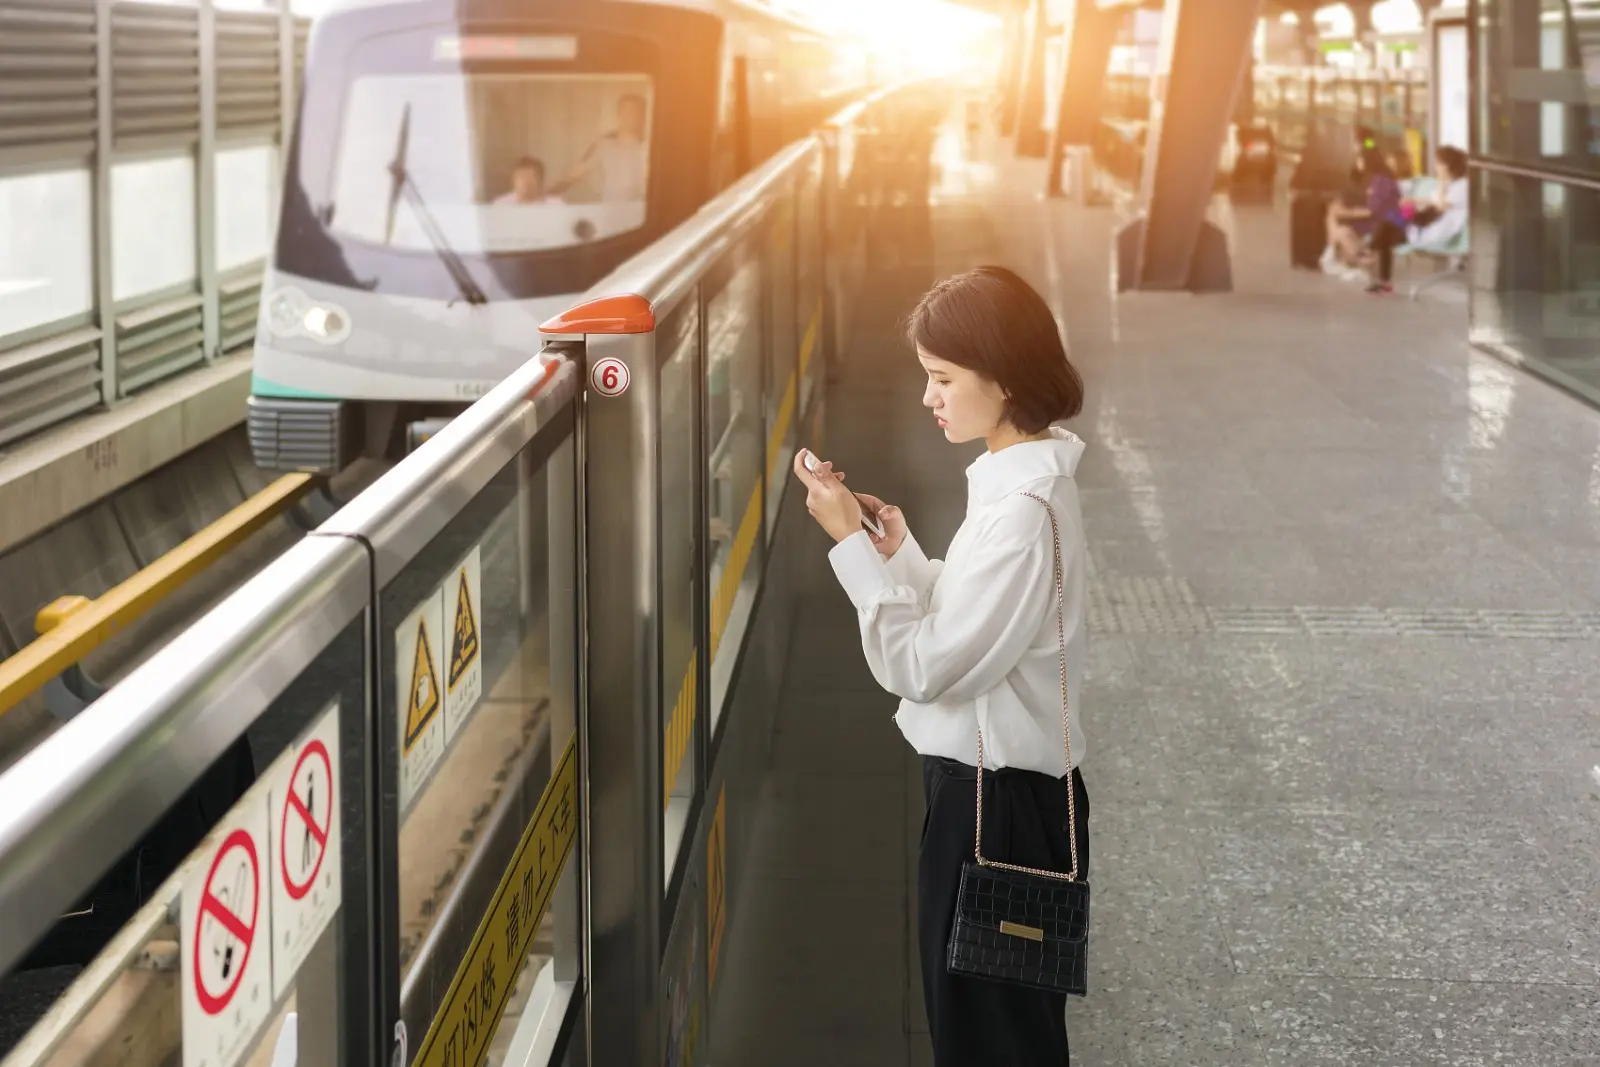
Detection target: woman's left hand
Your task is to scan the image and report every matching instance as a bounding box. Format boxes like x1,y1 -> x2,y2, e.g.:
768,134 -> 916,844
793,450 -> 863,543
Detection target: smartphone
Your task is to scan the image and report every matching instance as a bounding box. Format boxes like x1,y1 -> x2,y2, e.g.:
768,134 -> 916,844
804,450 -> 885,538
859,504 -> 885,538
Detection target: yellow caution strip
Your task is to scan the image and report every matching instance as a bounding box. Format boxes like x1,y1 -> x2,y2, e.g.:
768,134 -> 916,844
0,472 -> 318,718
710,494 -> 763,664
413,735 -> 579,1067
664,654 -> 697,805
797,304 -> 821,382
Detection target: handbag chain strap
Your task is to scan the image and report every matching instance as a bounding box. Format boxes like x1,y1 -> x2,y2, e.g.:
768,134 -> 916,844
973,490 -> 1080,882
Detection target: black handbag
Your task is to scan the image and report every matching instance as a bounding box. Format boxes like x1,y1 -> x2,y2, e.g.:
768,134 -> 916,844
945,491 -> 1090,997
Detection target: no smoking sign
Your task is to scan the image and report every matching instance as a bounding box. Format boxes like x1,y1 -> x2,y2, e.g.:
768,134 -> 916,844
180,701 -> 343,1067
181,790 -> 273,1067
269,703 -> 342,1001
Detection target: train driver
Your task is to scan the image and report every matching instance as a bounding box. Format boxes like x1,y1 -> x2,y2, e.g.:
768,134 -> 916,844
550,93 -> 649,202
493,157 -> 559,205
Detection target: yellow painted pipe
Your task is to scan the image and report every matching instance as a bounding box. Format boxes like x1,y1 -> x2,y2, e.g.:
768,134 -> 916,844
0,472 -> 317,719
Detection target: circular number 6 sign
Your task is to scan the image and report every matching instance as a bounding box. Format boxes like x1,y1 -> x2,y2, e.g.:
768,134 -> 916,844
590,358 -> 630,398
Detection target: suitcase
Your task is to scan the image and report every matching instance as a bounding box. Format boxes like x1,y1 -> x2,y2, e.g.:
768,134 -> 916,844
1290,192 -> 1329,269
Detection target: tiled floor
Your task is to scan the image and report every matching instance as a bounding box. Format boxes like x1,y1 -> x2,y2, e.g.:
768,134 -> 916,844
708,113 -> 1600,1066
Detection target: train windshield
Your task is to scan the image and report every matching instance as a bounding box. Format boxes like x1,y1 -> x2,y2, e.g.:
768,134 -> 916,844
327,73 -> 654,256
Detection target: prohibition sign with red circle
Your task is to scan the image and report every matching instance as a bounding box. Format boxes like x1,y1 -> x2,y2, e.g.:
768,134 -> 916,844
192,828 -> 260,1016
280,739 -> 333,901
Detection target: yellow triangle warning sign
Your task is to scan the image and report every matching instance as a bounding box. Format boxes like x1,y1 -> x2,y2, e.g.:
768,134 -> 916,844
448,568 -> 479,691
405,617 -> 440,751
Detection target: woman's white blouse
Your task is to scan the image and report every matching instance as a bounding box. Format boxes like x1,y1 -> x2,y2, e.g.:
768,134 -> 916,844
827,428 -> 1088,778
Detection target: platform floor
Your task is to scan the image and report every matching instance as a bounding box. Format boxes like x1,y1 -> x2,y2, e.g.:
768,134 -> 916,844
709,120 -> 1600,1064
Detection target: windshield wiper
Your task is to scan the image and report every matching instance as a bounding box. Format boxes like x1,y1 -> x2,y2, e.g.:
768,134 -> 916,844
384,103 -> 488,306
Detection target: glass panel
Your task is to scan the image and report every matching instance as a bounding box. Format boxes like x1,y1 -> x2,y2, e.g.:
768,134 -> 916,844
9,618 -> 368,1067
704,251 -> 764,730
383,420 -> 580,1062
658,301 -> 700,868
1469,168 -> 1600,401
1480,0 -> 1600,173
0,169 -> 93,337
216,143 -> 281,271
329,71 -> 654,254
112,155 -> 198,302
764,193 -> 796,537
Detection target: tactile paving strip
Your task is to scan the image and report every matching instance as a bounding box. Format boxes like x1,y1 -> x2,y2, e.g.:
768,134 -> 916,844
1086,576 -> 1600,639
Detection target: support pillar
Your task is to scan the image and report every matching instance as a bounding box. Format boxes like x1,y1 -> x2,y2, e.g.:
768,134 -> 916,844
1044,0 -> 1117,196
1115,0 -> 1262,292
1295,12 -> 1320,67
1013,0 -> 1051,158
1347,0 -> 1376,68
998,9 -> 1027,136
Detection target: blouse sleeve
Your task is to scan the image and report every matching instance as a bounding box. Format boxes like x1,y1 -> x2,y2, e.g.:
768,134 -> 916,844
882,529 -> 944,604
826,515 -> 1054,705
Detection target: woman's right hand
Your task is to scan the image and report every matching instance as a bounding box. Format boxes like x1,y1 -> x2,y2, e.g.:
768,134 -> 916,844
853,493 -> 907,558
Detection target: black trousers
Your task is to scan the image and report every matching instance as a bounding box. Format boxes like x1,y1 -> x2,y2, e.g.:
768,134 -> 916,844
1373,219 -> 1407,282
919,755 -> 1090,1066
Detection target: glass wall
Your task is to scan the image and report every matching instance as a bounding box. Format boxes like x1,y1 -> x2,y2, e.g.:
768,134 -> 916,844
1477,0 -> 1600,175
1470,0 -> 1600,403
1467,166 -> 1600,400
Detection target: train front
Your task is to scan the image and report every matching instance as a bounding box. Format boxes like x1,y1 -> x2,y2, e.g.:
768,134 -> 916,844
248,0 -> 679,474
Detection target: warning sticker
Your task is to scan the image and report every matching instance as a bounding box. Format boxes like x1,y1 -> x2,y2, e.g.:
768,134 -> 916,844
181,785 -> 274,1067
412,736 -> 578,1067
268,701 -> 342,1001
397,589 -> 446,813
442,544 -> 482,743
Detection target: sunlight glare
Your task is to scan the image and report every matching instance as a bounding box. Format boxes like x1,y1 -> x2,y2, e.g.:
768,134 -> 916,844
781,0 -> 1001,77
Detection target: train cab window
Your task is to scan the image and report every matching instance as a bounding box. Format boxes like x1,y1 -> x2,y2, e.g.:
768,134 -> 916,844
326,73 -> 655,256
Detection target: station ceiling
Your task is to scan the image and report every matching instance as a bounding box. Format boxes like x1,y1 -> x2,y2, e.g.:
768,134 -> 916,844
949,0 -> 1314,19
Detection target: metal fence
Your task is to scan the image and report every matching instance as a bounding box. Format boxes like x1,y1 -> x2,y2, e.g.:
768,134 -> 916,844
0,0 -> 309,448
0,79 -> 932,1067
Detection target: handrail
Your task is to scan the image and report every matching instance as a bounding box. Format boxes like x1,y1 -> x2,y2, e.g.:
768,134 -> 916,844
313,347 -> 575,587
0,533 -> 369,976
0,472 -> 318,719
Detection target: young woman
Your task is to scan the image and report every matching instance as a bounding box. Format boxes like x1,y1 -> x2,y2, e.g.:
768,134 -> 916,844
793,265 -> 1091,1065
1325,145 -> 1406,294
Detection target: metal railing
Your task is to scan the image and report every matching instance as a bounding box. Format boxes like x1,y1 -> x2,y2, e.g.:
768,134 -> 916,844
0,78 -> 937,1067
0,0 -> 309,449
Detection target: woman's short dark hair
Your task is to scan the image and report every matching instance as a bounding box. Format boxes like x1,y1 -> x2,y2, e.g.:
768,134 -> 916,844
1361,145 -> 1392,179
904,265 -> 1083,434
1435,145 -> 1467,180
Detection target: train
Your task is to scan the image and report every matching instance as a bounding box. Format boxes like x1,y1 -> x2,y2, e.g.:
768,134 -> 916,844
247,0 -> 873,476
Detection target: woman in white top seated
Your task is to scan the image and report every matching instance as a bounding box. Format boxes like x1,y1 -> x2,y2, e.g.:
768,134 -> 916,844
1405,145 -> 1470,248
794,265 -> 1090,1065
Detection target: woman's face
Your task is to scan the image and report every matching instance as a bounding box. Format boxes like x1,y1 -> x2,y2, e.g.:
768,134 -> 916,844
918,346 -> 1007,444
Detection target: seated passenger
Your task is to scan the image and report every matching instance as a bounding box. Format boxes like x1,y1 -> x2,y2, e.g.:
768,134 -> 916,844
1319,125 -> 1378,277
1387,147 -> 1415,181
549,94 -> 649,202
1401,145 -> 1469,248
1342,146 -> 1408,294
493,157 -> 558,205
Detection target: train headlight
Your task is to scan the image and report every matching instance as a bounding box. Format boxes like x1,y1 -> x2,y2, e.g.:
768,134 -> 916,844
263,286 -> 352,345
302,304 -> 352,344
